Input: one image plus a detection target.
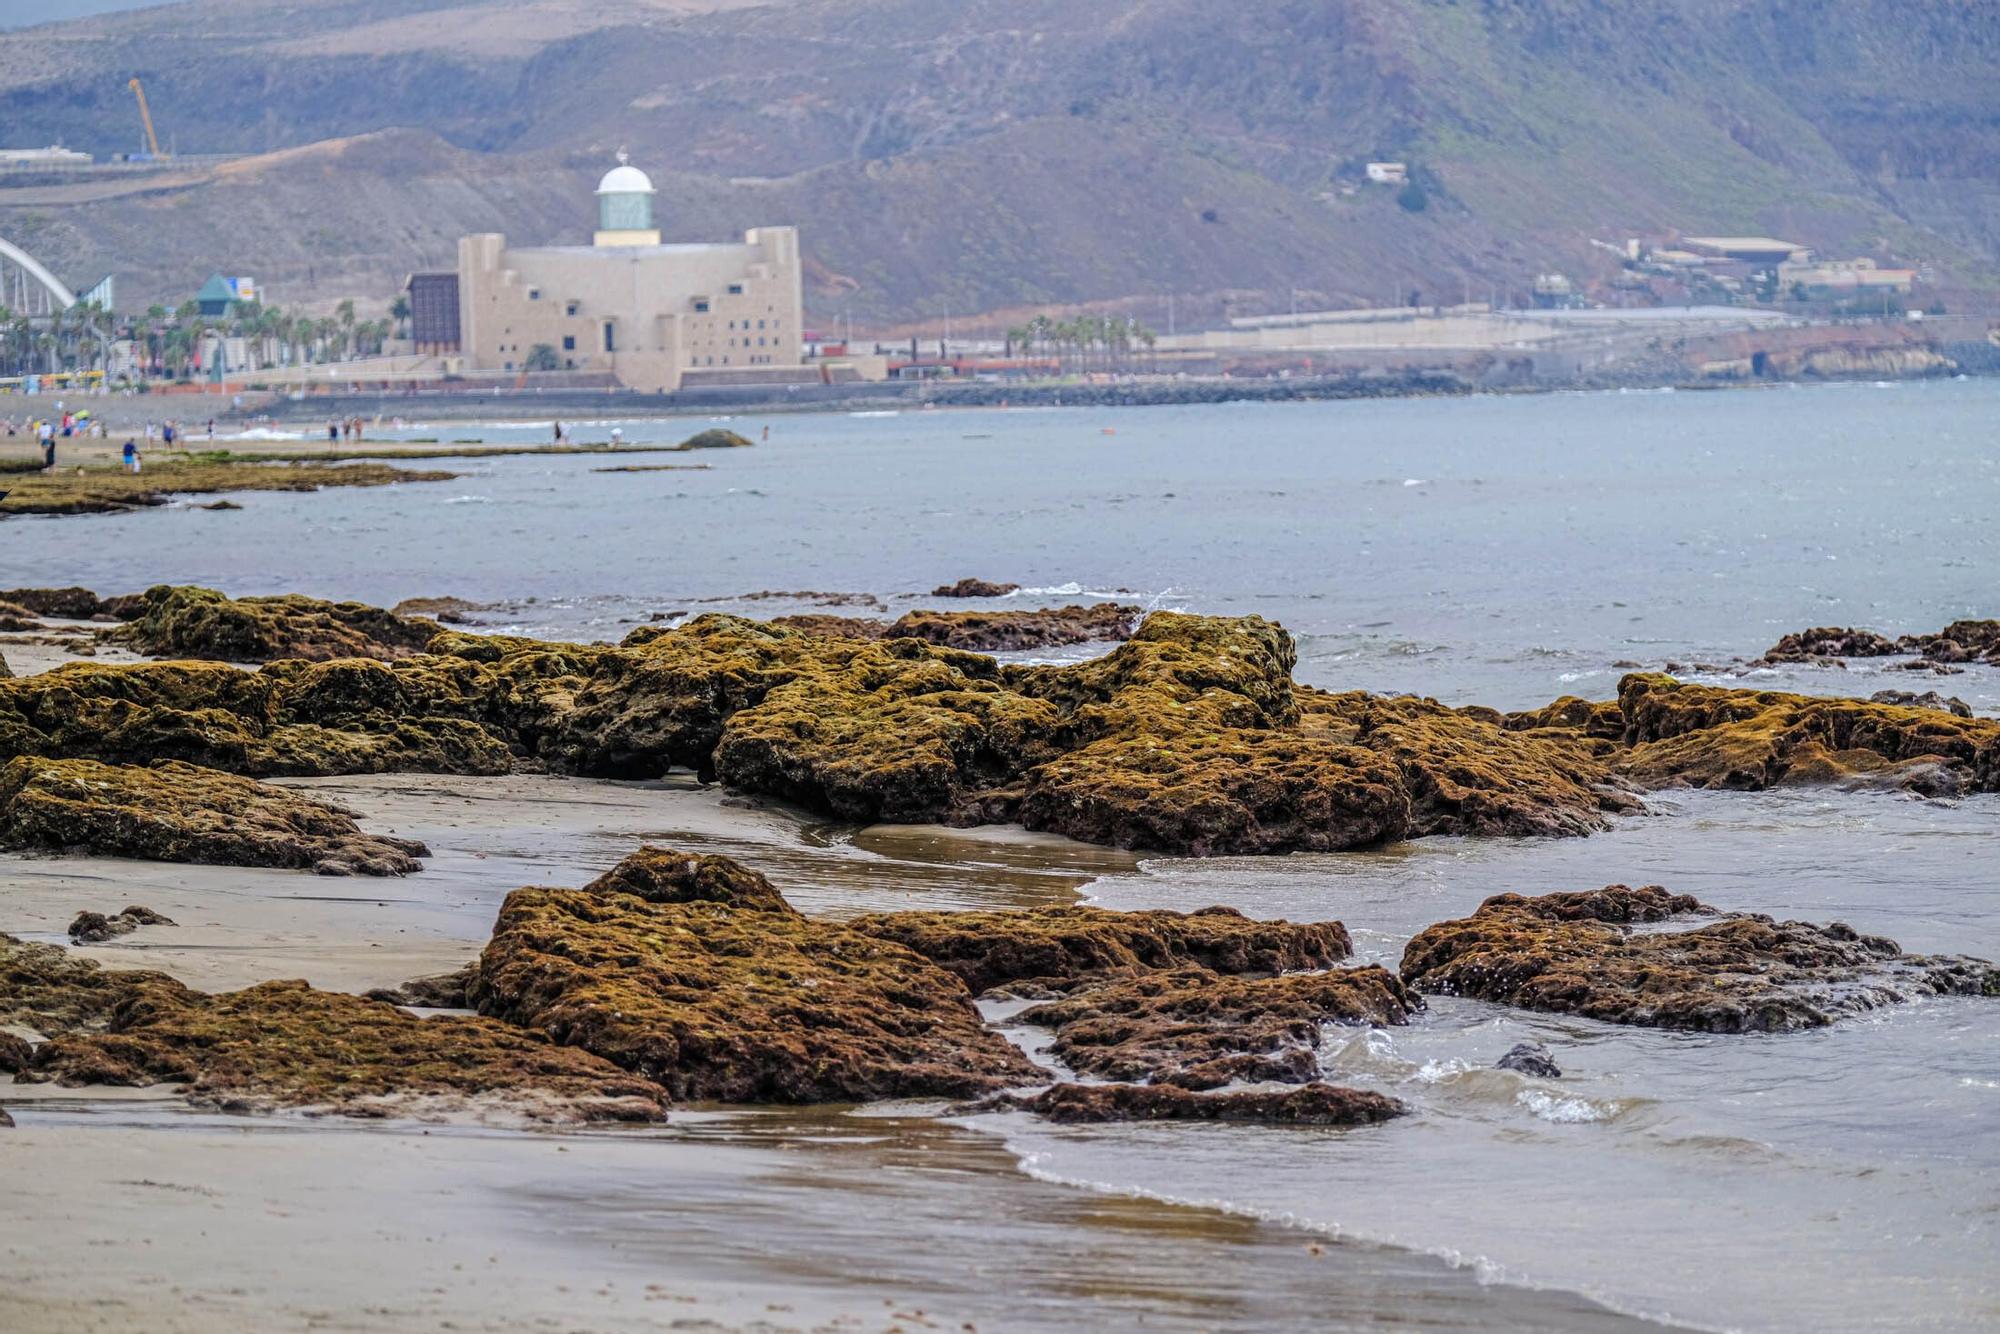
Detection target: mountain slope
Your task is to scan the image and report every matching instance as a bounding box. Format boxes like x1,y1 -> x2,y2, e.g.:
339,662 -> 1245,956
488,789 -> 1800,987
2,0 -> 1994,321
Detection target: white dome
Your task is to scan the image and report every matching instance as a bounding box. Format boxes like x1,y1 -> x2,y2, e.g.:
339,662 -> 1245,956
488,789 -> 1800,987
596,162 -> 655,195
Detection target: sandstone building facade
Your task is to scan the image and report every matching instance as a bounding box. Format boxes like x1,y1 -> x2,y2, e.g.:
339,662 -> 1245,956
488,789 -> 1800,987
455,155 -> 803,392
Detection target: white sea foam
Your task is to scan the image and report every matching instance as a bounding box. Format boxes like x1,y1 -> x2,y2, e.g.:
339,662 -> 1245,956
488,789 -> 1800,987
442,495 -> 493,505
1515,1089 -> 1618,1124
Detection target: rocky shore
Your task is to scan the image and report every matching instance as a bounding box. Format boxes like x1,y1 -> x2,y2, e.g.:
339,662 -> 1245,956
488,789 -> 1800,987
2,584 -> 1996,1133
0,459 -> 452,516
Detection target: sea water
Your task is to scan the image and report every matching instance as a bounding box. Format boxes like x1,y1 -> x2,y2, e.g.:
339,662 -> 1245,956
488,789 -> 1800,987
3,378 -> 1996,1330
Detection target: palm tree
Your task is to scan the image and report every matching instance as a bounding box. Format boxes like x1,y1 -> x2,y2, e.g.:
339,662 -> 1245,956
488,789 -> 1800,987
336,298 -> 356,358
389,293 -> 411,340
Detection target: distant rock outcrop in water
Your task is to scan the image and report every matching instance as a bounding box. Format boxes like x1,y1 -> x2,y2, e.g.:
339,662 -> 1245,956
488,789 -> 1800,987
931,578 -> 1021,598
1763,620 -> 2000,667
1400,885 -> 2000,1032
983,1082 -> 1407,1126
766,601 -> 1141,651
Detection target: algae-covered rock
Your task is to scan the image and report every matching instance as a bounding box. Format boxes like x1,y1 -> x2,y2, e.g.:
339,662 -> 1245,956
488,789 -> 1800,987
0,932 -> 191,1038
770,603 -> 1140,651
985,1081 -> 1407,1126
932,579 -> 1021,598
1015,965 -> 1416,1089
110,585 -> 442,662
364,963 -> 477,1009
678,428 -> 754,450
1300,690 -> 1638,837
22,978 -> 670,1123
1400,885 -> 2000,1032
1763,627 -> 1904,660
580,846 -> 798,914
471,852 -> 1042,1102
0,460 -> 454,516
0,587 -> 118,619
847,904 -> 1351,996
0,756 -> 427,874
1614,673 -> 2000,792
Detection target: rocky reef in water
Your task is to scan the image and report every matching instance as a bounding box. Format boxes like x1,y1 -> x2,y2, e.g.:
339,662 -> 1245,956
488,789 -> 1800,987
1400,884 -> 2000,1032
1762,620 -> 2000,667
768,602 -> 1140,651
0,460 -> 454,516
0,756 -> 427,875
982,1081 -> 1407,1125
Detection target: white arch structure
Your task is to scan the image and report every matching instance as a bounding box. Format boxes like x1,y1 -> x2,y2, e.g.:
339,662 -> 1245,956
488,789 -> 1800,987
0,236 -> 77,314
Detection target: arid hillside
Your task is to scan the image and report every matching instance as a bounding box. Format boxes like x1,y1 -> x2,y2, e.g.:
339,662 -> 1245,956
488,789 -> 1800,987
2,0 -> 1995,323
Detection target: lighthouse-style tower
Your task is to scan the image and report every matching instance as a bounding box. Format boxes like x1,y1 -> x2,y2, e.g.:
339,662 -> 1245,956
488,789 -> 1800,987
593,150 -> 660,247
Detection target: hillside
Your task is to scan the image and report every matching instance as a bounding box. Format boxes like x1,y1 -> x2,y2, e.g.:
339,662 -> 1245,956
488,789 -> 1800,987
1,0 -> 1996,324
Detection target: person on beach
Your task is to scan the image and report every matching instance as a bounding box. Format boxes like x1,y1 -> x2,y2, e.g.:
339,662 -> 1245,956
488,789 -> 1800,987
122,439 -> 141,473
552,421 -> 563,444
328,421 -> 340,445
206,419 -> 215,442
39,420 -> 56,470
163,421 -> 176,449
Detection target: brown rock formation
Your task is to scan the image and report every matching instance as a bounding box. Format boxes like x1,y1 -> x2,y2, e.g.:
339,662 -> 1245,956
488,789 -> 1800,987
1015,965 -> 1416,1089
932,578 -> 1021,598
68,906 -> 175,943
848,904 -> 1351,996
470,853 -> 1042,1102
0,460 -> 452,517
985,1081 -> 1407,1125
1614,674 -> 1999,792
769,602 -> 1141,652
109,584 -> 442,662
21,977 -> 670,1123
0,756 -> 427,875
1400,885 -> 2000,1032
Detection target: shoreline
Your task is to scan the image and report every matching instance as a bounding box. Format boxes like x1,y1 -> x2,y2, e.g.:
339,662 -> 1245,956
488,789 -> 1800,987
0,766 -> 1670,1333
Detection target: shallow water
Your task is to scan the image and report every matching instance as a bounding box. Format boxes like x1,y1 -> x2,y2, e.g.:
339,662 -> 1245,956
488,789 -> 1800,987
3,381 -> 1998,1330
3,379 -> 1995,712
1037,789 -> 2000,1332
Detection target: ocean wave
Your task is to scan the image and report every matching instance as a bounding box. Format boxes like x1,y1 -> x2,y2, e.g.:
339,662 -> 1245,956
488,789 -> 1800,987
1515,1089 -> 1619,1124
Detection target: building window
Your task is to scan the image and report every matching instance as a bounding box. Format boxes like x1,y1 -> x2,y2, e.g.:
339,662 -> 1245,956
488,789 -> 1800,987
528,288 -> 541,301
565,301 -> 579,317
758,336 -> 766,346
728,283 -> 744,295
504,361 -> 514,371
603,323 -> 616,353
757,319 -> 765,329
562,335 -> 575,351
694,299 -> 710,313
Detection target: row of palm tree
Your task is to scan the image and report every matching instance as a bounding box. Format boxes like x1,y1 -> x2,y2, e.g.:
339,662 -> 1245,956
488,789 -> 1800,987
1003,313 -> 1159,371
0,295 -> 401,381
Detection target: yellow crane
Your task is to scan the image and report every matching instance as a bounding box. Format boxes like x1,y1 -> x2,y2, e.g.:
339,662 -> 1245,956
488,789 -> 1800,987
127,77 -> 166,159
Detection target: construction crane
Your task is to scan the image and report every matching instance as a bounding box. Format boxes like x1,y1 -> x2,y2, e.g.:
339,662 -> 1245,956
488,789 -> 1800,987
127,77 -> 166,160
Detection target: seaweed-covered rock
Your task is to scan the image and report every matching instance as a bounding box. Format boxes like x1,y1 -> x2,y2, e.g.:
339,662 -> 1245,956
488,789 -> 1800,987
1614,674 -> 2000,792
0,932 -> 193,1038
1763,627 -> 1903,660
770,603 -> 1140,651
0,756 -> 427,874
1400,885 -> 2000,1032
0,1106 -> 12,1127
470,860 -> 1041,1102
890,603 -> 1140,651
1495,1041 -> 1562,1078
678,428 -> 753,450
1869,689 -> 1974,718
110,585 -> 442,662
581,846 -> 797,914
932,578 -> 1021,598
364,963 -> 477,1009
22,978 -> 670,1123
850,904 -> 1351,997
0,587 -> 115,619
0,460 -> 453,517
1298,690 -> 1638,837
68,906 -> 174,944
986,1081 -> 1407,1126
1015,966 -> 1416,1089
